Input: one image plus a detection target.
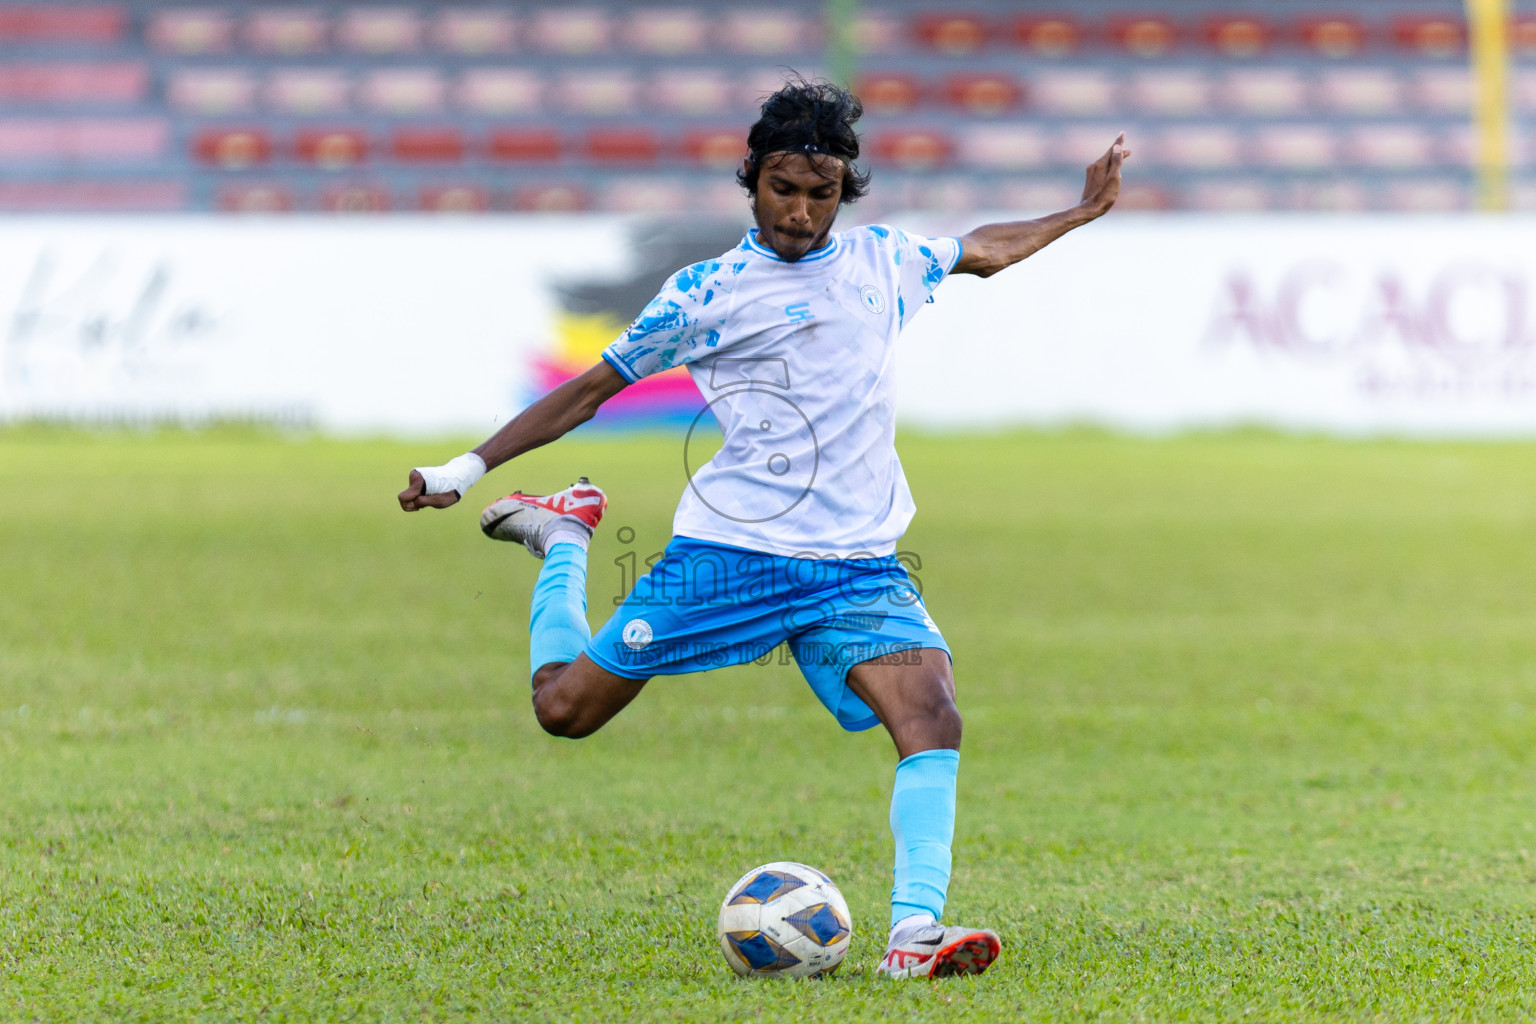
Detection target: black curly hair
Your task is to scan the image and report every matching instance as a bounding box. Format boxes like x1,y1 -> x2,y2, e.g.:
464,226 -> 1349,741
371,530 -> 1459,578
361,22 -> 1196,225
736,75 -> 872,204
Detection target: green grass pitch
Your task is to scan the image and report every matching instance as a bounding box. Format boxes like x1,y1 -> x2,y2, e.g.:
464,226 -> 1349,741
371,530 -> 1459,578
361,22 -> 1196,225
5,426 -> 1536,1021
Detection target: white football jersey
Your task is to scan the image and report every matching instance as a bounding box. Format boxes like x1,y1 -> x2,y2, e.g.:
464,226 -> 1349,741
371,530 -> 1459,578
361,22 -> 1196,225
603,225 -> 962,558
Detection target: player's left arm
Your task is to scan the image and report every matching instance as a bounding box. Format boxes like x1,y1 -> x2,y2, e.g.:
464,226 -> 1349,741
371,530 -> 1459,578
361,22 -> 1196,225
952,133 -> 1130,279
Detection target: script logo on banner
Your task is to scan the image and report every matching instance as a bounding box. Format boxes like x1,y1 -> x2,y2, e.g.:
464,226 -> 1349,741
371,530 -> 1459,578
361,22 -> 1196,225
1205,261 -> 1535,400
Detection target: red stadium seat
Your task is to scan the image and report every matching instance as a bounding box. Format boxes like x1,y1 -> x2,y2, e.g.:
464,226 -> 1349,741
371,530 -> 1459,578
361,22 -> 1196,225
431,9 -> 515,54
1513,15 -> 1536,58
1028,70 -> 1116,116
855,73 -> 923,115
218,184 -> 294,213
941,74 -> 1023,116
1298,16 -> 1367,58
625,7 -> 709,55
1202,15 -> 1272,58
1347,125 -> 1435,168
194,128 -> 272,169
0,63 -> 147,106
360,69 -> 446,115
391,128 -> 464,163
1254,126 -> 1339,169
0,6 -> 125,44
0,180 -> 184,212
147,10 -> 234,54
1125,70 -> 1210,116
717,11 -> 816,55
556,71 -> 640,116
1011,15 -> 1084,57
1392,17 -> 1465,58
1220,69 -> 1307,116
420,186 -> 489,212
1109,16 -> 1180,57
456,69 -> 542,116
514,184 -> 589,212
583,130 -> 660,164
322,186 -> 390,213
913,13 -> 989,55
296,129 -> 368,169
870,130 -> 953,170
955,125 -> 1048,170
246,10 -> 329,55
528,9 -> 610,54
1316,69 -> 1403,116
684,129 -> 747,169
267,70 -> 350,116
337,7 -> 422,54
650,70 -> 734,116
485,130 -> 561,162
167,70 -> 256,115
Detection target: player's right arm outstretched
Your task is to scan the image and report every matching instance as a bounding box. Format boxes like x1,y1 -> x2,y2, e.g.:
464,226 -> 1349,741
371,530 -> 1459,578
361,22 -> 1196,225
397,361 -> 628,511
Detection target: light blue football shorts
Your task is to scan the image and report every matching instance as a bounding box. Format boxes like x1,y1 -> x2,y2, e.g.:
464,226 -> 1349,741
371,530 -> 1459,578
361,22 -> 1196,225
585,536 -> 951,732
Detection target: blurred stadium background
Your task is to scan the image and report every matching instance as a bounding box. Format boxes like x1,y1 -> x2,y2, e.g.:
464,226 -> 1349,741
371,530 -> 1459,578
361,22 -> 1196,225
0,0 -> 1525,215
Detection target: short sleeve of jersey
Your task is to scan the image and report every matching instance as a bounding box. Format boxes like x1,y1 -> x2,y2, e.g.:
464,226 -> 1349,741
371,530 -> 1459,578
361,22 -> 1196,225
887,228 -> 963,329
601,260 -> 735,383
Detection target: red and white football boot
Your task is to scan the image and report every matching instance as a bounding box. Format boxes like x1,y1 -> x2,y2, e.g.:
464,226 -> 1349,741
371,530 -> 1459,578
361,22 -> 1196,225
876,924 -> 1001,979
479,477 -> 607,558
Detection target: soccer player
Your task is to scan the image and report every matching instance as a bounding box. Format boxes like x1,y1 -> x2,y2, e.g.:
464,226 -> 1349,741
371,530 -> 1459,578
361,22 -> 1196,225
399,79 -> 1128,979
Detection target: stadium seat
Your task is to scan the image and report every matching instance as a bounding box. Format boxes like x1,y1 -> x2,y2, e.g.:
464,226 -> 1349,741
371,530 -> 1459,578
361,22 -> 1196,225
0,181 -> 184,212
0,63 -> 147,106
0,118 -> 166,163
1298,17 -> 1366,58
1011,15 -> 1084,57
1109,16 -> 1179,57
217,184 -> 294,213
556,71 -> 640,116
1410,68 -> 1473,115
419,185 -> 489,212
485,129 -> 561,162
194,128 -> 272,169
1157,126 -> 1241,168
1186,182 -> 1273,211
1028,70 -> 1116,116
1288,181 -> 1368,212
390,128 -> 464,163
718,11 -> 816,55
1386,180 -> 1468,211
1114,184 -> 1174,211
168,69 -> 256,115
360,69 -> 446,116
1220,69 -> 1307,116
1254,126 -> 1339,169
848,13 -> 905,55
905,178 -> 979,212
455,69 -> 542,116
600,178 -> 689,212
267,70 -> 350,116
1202,16 -> 1272,58
246,10 -> 329,55
942,74 -> 1024,117
337,7 -> 422,54
856,73 -> 923,115
146,10 -> 235,54
1392,17 -> 1465,58
913,13 -> 990,56
1315,69 -> 1403,116
684,129 -> 747,169
1056,125 -> 1129,166
513,184 -> 588,211
431,9 -> 515,54
869,130 -> 953,171
625,7 -> 710,55
295,129 -> 368,169
1517,70 -> 1536,115
994,180 -> 1078,212
1347,125 -> 1435,168
1127,70 -> 1210,116
650,70 -> 734,116
322,185 -> 390,213
528,9 -> 610,54
0,6 -> 125,44
955,125 -> 1048,170
1513,15 -> 1536,58
583,129 -> 660,164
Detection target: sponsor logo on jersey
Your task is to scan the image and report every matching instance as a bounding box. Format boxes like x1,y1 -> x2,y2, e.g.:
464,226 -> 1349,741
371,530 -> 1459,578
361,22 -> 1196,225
785,302 -> 814,323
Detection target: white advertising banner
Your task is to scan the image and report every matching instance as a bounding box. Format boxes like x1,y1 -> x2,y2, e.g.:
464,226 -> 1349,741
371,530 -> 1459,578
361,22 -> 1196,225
2,215 -> 1535,437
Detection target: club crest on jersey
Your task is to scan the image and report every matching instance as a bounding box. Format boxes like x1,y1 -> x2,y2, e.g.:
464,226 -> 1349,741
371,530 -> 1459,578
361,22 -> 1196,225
859,286 -> 886,315
622,618 -> 653,650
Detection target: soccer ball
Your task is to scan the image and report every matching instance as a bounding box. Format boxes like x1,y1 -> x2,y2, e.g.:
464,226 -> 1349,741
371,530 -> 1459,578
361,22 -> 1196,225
717,861 -> 852,979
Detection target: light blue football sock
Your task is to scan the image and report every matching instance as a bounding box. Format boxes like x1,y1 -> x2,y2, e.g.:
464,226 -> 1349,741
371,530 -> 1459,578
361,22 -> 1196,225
889,747 -> 959,928
528,540 -> 591,681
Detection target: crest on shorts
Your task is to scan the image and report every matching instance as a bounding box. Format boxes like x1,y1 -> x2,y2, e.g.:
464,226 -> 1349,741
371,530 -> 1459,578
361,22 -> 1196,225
622,618 -> 653,650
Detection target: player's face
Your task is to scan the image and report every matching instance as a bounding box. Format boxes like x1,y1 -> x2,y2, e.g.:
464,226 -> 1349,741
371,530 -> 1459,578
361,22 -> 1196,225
750,153 -> 844,263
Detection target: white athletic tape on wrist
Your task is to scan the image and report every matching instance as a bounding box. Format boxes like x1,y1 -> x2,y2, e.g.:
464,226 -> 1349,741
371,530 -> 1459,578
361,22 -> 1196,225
416,452 -> 486,496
